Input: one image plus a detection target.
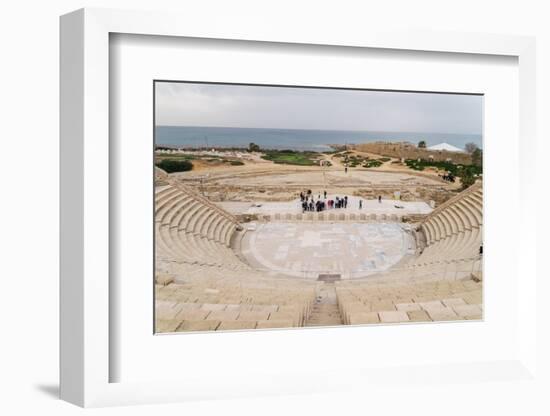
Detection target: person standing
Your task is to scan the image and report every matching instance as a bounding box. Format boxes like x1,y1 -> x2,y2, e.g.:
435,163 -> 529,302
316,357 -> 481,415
378,195 -> 382,203
359,199 -> 362,209
324,190 -> 327,199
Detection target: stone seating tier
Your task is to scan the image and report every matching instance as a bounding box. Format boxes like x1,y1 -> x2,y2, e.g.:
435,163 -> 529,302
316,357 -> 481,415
155,275 -> 317,332
155,183 -> 245,270
335,279 -> 482,325
412,183 -> 482,270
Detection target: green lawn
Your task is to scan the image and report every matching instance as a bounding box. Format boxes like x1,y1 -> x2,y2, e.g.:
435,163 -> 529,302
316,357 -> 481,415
261,150 -> 319,166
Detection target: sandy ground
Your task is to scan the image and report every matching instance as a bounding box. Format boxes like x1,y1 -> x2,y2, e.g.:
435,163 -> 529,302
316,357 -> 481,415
211,169 -> 442,187
171,149 -> 459,188
167,149 -> 461,205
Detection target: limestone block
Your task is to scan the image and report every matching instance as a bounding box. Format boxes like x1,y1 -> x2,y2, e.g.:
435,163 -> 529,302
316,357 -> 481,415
395,302 -> 422,312
452,304 -> 482,319
378,311 -> 409,323
178,302 -> 203,311
461,292 -> 483,304
348,312 -> 380,325
238,311 -> 270,321
251,304 -> 279,313
256,319 -> 294,329
177,320 -> 221,331
207,310 -> 240,321
155,319 -> 183,333
441,298 -> 467,308
155,304 -> 181,320
175,309 -> 210,321
155,273 -> 174,286
201,303 -> 227,311
224,304 -> 243,311
426,307 -> 459,321
217,321 -> 257,331
268,311 -> 299,325
370,301 -> 396,312
407,310 -> 431,322
419,300 -> 445,310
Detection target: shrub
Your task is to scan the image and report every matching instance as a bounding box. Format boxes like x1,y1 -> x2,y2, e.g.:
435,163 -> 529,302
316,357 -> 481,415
363,160 -> 382,168
155,159 -> 193,173
460,172 -> 476,189
229,160 -> 245,166
405,158 -> 482,177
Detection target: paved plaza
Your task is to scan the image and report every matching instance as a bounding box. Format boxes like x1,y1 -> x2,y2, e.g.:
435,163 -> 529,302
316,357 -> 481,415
241,222 -> 416,279
220,196 -> 433,216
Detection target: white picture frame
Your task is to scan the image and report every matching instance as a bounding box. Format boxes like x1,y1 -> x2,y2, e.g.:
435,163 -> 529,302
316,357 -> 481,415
60,8 -> 538,408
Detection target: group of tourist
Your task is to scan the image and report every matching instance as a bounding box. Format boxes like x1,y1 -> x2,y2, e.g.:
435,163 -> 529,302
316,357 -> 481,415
441,173 -> 456,183
299,190 -> 384,212
299,190 -> 351,212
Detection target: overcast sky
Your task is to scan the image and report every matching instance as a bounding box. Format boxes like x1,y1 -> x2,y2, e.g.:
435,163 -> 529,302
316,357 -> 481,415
155,82 -> 483,135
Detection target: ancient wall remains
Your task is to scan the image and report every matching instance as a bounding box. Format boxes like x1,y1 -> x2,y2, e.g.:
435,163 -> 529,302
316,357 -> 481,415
354,142 -> 473,164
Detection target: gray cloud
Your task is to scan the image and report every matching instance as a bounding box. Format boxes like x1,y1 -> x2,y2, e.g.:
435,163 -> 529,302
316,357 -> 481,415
155,82 -> 483,135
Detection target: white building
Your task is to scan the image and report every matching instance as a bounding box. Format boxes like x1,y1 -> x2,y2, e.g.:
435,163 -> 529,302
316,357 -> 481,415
427,142 -> 465,153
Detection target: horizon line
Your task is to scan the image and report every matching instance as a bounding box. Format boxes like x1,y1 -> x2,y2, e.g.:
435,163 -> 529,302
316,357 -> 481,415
155,124 -> 483,137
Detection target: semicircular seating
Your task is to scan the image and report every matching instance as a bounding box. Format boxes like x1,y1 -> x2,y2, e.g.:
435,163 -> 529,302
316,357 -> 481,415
154,166 -> 482,330
154,168 -> 317,332
414,182 -> 482,267
333,182 -> 483,326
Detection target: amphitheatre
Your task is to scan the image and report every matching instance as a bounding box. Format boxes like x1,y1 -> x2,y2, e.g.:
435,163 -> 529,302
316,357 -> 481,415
155,145 -> 483,333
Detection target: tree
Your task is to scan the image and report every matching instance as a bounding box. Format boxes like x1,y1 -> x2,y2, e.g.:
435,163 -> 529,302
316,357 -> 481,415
248,142 -> 260,152
418,140 -> 427,149
471,148 -> 483,167
465,142 -> 478,154
460,171 -> 476,190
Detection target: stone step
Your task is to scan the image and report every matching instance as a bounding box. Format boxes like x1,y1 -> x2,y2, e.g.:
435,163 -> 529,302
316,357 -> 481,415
306,319 -> 342,326
305,284 -> 343,326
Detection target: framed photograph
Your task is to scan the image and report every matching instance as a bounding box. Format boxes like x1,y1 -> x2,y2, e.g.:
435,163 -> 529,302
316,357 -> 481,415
60,8 -> 538,408
153,80 -> 484,335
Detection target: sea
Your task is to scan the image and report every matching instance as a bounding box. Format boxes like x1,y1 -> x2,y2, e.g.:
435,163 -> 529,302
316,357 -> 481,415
155,126 -> 482,152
